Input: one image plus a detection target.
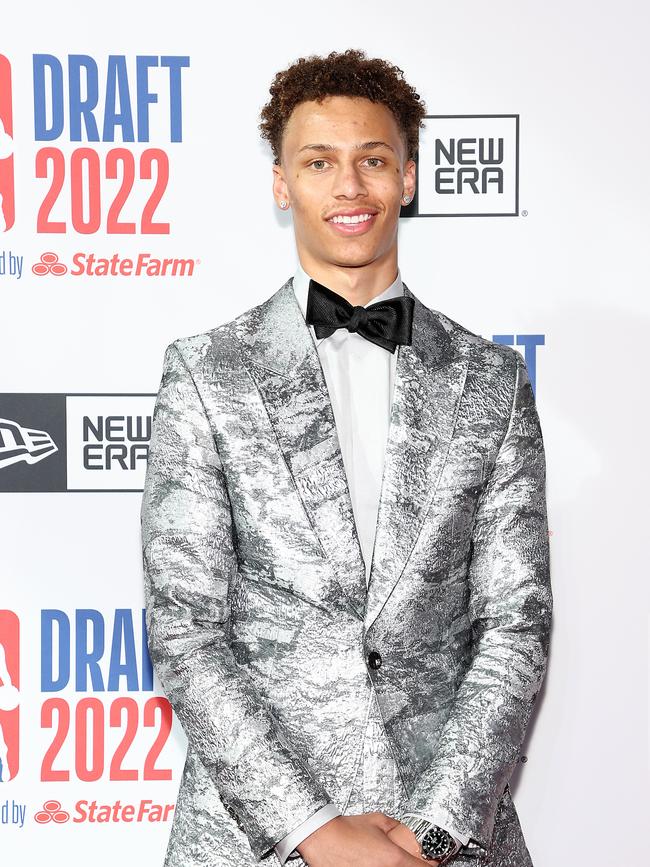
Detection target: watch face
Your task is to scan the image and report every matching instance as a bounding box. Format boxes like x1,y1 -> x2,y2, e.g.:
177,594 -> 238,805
421,826 -> 455,860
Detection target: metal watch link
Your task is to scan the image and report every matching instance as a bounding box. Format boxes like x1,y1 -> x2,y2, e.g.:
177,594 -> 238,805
399,814 -> 461,863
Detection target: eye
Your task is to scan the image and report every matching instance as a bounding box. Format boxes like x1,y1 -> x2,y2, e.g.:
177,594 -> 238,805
307,157 -> 386,171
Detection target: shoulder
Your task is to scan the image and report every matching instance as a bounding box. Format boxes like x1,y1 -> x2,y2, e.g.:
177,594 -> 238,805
164,291 -> 270,374
428,306 -> 523,405
433,306 -> 521,367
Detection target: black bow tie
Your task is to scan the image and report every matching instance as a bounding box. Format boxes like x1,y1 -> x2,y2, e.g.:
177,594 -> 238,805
305,278 -> 414,353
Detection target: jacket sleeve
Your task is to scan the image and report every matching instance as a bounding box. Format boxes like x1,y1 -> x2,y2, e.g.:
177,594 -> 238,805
400,350 -> 553,852
140,341 -> 333,862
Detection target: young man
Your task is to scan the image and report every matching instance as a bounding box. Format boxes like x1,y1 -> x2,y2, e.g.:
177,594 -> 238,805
141,49 -> 552,867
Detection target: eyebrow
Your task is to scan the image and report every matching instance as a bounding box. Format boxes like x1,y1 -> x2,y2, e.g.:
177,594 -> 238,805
297,140 -> 396,156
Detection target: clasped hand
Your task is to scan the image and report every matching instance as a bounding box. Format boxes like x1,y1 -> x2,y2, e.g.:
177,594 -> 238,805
296,812 -> 441,866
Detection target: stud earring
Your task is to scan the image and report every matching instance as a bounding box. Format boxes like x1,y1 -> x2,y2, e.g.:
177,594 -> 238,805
402,195 -> 412,205
279,201 -> 289,209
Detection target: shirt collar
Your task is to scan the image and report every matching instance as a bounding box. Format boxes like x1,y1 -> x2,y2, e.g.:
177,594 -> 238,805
292,261 -> 404,327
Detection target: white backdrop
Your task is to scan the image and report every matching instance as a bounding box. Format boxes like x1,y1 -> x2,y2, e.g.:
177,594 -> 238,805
1,2 -> 648,864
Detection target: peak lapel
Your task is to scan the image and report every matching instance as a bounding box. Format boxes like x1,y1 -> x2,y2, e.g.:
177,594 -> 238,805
237,277 -> 368,620
363,284 -> 469,633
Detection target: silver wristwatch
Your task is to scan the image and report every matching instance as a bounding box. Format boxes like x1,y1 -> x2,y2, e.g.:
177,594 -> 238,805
400,815 -> 462,863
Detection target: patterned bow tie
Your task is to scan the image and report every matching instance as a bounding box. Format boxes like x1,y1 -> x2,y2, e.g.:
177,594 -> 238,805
305,278 -> 414,353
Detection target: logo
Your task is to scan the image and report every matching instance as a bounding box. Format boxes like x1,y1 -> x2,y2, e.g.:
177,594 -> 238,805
30,53 -> 189,240
403,114 -> 519,217
0,55 -> 14,232
29,251 -> 197,277
0,417 -> 58,469
0,394 -> 155,491
33,798 -> 174,824
0,610 -> 20,782
31,252 -> 67,276
35,799 -> 69,823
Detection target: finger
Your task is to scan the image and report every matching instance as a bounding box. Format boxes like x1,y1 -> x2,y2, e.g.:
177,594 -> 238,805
400,852 -> 432,866
365,811 -> 402,833
393,849 -> 430,866
382,813 -> 403,830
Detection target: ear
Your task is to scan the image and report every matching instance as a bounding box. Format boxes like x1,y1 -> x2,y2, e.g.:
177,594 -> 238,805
402,158 -> 417,203
272,163 -> 290,209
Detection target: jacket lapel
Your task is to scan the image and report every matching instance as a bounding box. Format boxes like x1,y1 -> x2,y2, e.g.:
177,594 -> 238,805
363,290 -> 469,633
238,277 -> 368,620
237,276 -> 469,631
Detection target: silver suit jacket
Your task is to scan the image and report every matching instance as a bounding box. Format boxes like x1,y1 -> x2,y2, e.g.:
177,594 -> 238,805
140,276 -> 553,867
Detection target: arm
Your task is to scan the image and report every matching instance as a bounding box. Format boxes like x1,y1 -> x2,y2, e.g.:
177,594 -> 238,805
399,351 -> 553,852
141,342 -> 332,862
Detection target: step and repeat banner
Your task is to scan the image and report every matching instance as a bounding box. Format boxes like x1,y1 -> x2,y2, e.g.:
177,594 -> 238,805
1,2 -> 647,865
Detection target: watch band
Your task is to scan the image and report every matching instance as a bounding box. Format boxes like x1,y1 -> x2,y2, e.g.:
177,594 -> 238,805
400,814 -> 462,863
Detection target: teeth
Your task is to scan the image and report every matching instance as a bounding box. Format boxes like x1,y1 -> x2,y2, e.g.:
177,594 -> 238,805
330,213 -> 374,224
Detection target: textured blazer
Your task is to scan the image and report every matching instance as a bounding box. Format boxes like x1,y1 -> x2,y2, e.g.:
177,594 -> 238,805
140,275 -> 553,867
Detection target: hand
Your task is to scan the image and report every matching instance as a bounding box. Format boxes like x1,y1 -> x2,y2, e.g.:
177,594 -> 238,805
386,821 -> 441,866
296,812 -> 431,867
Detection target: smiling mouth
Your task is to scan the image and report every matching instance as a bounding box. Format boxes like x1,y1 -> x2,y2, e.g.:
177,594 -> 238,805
326,212 -> 378,235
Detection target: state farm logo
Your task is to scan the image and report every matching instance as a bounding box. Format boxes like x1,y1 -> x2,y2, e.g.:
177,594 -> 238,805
0,54 -> 14,232
35,799 -> 70,824
32,251 -> 67,276
28,250 -> 197,277
33,798 -> 174,824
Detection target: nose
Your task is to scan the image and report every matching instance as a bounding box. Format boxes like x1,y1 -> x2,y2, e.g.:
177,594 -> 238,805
330,161 -> 368,199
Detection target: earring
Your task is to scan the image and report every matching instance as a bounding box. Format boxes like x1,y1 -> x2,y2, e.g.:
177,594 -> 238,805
279,201 -> 289,209
402,195 -> 412,205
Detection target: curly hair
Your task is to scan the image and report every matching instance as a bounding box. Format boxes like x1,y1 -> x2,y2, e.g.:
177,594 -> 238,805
259,48 -> 427,166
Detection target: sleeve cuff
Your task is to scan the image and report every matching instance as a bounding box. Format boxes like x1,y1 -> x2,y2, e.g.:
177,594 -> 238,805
274,802 -> 341,864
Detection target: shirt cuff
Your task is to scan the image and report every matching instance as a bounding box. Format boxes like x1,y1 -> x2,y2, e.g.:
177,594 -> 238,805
274,802 -> 341,864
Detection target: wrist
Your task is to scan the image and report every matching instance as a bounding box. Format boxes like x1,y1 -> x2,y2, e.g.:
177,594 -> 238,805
296,814 -> 342,859
399,815 -> 461,864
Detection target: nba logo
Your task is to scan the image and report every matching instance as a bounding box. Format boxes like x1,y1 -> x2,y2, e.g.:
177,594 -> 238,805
0,54 -> 15,232
0,609 -> 20,781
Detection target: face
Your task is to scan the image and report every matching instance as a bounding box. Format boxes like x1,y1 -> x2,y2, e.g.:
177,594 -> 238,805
273,95 -> 416,274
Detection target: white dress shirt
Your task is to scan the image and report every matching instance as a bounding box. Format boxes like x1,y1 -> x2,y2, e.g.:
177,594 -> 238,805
273,262 -> 467,863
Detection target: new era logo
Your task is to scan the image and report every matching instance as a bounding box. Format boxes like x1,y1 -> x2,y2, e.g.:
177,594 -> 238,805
403,114 -> 520,217
0,416 -> 58,470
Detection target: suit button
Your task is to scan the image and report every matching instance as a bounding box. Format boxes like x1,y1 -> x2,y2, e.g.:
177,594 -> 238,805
367,650 -> 382,670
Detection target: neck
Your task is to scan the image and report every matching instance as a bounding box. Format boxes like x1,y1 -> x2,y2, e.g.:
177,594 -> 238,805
297,250 -> 400,307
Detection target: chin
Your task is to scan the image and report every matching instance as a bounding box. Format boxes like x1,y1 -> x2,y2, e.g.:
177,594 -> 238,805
330,256 -> 378,270
327,242 -> 378,260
